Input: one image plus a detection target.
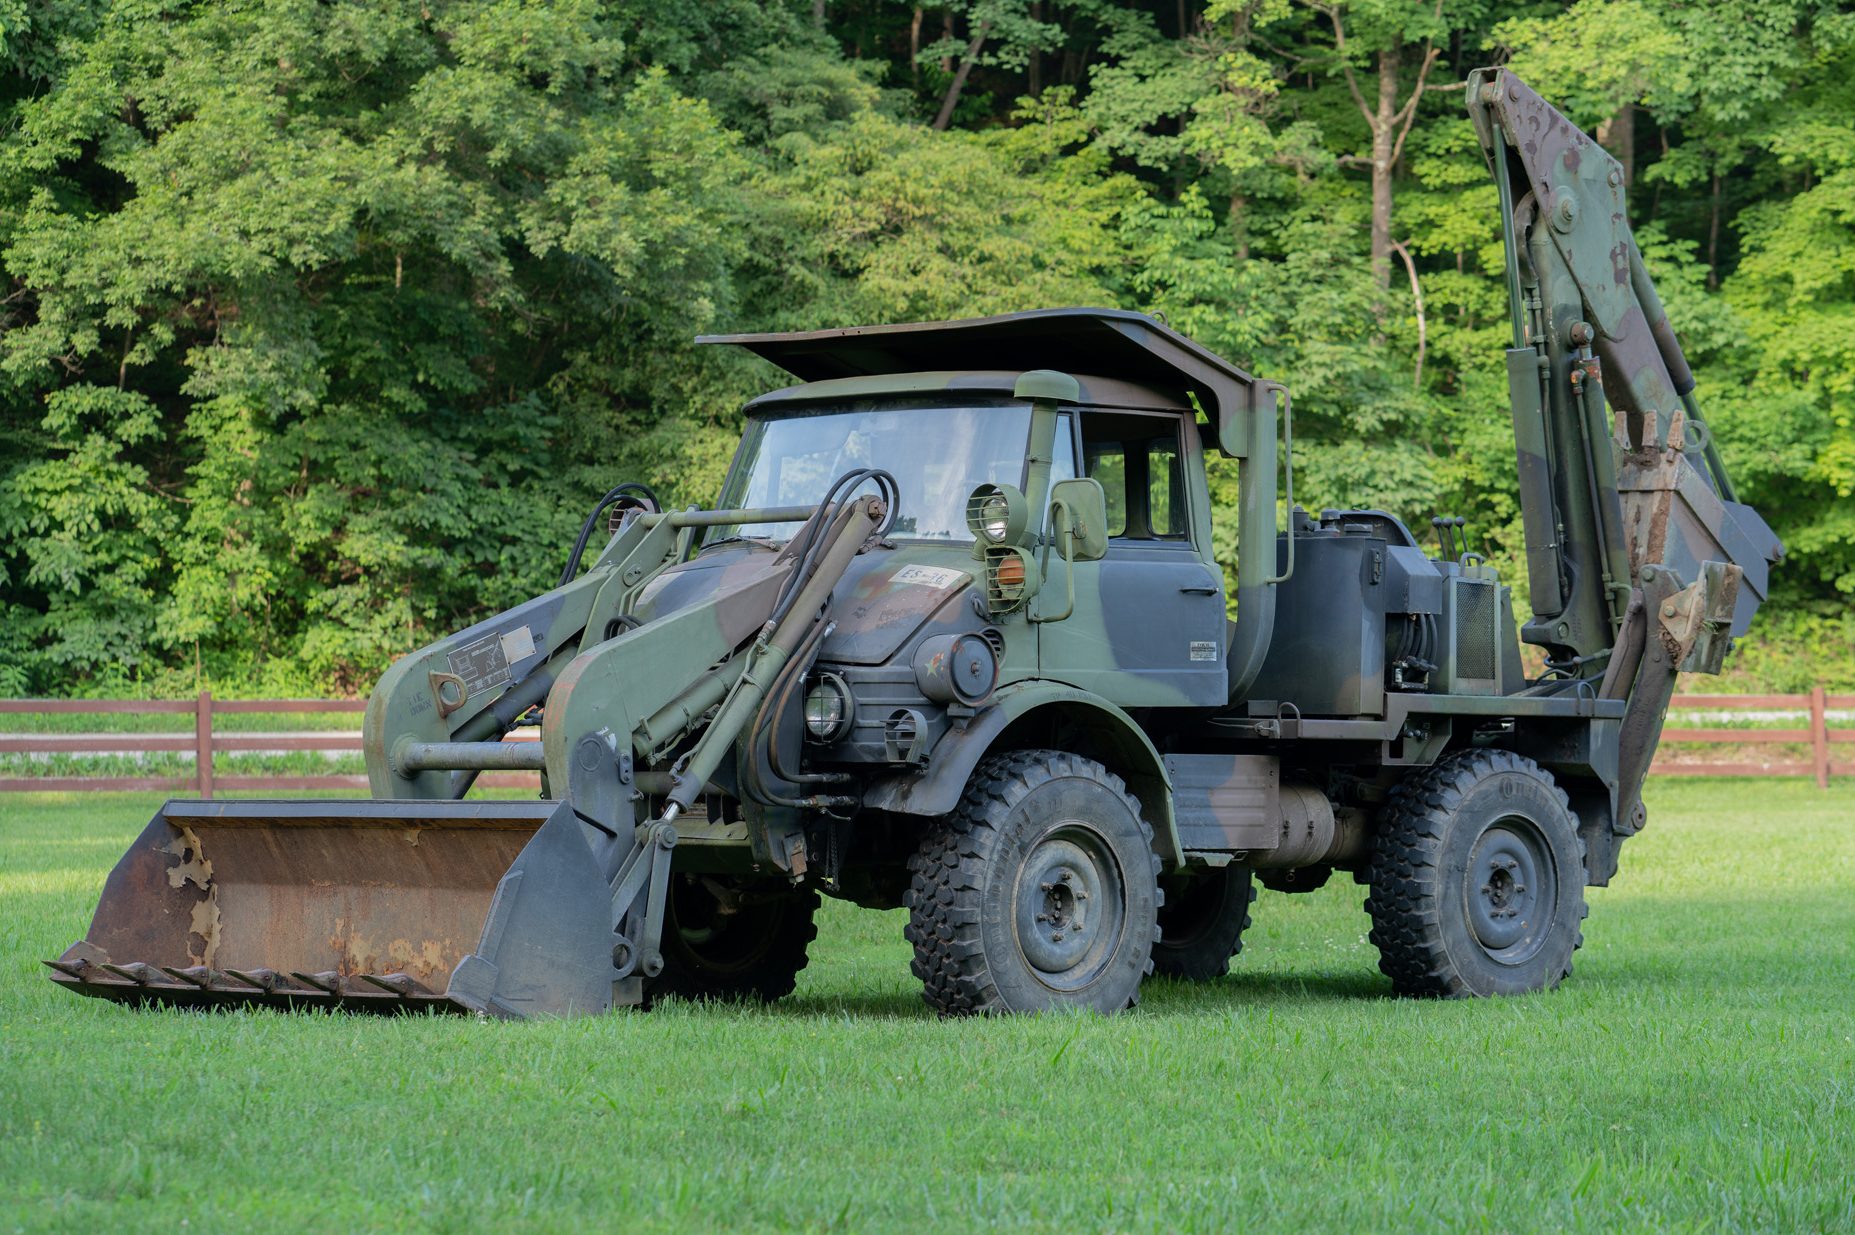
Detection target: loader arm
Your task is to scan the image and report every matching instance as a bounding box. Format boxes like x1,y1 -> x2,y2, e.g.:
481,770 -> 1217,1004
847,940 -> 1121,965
1467,69 -> 1783,842
48,487 -> 891,1018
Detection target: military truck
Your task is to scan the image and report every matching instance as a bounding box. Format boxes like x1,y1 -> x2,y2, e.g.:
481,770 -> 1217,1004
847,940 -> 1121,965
50,71 -> 1780,1017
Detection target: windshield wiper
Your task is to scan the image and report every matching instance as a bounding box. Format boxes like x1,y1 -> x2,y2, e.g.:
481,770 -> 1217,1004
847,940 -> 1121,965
700,535 -> 781,553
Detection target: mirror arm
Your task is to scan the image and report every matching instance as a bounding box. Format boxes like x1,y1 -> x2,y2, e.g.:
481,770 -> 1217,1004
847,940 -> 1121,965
1031,498 -> 1077,624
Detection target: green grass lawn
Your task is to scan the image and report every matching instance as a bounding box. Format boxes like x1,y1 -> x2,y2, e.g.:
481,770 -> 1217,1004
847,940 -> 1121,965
2,781 -> 1852,1233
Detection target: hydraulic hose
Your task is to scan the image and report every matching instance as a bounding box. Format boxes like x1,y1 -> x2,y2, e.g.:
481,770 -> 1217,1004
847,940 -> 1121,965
765,469 -> 898,633
767,469 -> 897,626
660,495 -> 884,817
559,482 -> 662,586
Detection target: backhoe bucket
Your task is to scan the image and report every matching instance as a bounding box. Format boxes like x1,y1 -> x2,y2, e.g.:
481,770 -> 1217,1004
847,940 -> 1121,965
47,798 -> 625,1018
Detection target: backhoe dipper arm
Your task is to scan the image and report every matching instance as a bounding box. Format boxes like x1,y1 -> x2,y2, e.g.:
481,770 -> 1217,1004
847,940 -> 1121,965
1467,68 -> 1780,670
1467,69 -> 1782,861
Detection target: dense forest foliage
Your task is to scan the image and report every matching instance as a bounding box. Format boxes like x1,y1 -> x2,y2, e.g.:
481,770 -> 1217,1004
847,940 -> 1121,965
1,0 -> 1850,695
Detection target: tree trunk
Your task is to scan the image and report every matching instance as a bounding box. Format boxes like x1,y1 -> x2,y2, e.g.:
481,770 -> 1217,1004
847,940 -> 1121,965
812,0 -> 825,29
1707,168 -> 1723,290
1596,104 -> 1634,193
1370,47 -> 1398,291
1230,192 -> 1250,261
1027,2 -> 1042,96
941,10 -> 955,73
910,7 -> 923,87
933,22 -> 991,131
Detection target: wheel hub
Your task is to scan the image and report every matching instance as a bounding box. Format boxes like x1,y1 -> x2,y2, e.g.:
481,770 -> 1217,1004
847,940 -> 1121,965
1014,829 -> 1124,990
1466,819 -> 1556,964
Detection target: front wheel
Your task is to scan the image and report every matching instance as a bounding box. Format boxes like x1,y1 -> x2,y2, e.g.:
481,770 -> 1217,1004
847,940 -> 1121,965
904,750 -> 1161,1015
647,876 -> 818,1004
1366,749 -> 1587,997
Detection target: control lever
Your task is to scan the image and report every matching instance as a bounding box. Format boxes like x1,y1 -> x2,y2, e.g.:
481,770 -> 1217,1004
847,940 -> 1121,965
1431,515 -> 1467,561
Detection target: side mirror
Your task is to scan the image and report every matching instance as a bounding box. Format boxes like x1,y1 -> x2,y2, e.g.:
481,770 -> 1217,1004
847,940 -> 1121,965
1028,478 -> 1108,624
1049,478 -> 1109,563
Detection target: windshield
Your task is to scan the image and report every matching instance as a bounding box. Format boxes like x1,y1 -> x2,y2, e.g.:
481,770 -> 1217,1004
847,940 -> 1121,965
713,403 -> 1034,542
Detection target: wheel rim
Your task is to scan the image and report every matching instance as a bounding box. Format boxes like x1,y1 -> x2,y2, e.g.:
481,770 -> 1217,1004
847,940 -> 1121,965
1012,824 -> 1126,991
1465,816 -> 1558,965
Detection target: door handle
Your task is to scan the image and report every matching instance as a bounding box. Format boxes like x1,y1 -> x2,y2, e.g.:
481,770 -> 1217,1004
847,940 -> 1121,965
1179,585 -> 1218,595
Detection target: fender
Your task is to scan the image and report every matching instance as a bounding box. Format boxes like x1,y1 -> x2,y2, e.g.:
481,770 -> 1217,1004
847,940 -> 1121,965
863,681 -> 1183,868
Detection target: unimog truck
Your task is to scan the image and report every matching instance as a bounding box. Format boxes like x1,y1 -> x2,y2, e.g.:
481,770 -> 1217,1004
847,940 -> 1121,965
51,71 -> 1780,1017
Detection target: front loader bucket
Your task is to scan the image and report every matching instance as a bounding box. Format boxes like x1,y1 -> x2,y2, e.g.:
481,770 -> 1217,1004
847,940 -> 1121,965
47,798 -> 626,1019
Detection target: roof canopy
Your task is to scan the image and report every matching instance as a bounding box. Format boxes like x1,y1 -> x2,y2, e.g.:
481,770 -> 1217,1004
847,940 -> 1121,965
698,308 -> 1274,456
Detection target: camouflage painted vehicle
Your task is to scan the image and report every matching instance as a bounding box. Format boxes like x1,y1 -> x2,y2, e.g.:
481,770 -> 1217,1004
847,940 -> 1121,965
50,71 -> 1780,1018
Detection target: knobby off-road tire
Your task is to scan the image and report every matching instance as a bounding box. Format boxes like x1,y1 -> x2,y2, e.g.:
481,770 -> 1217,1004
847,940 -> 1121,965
1152,865 -> 1255,980
1366,749 -> 1588,998
647,876 -> 819,1004
904,750 -> 1162,1015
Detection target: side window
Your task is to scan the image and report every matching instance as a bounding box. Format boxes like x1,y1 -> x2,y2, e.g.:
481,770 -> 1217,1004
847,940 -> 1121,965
1147,435 -> 1183,536
1085,441 -> 1128,537
1051,412 -> 1079,485
1079,411 -> 1188,542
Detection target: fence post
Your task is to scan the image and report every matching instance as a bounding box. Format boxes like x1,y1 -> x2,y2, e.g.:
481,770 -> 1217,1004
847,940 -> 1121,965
1811,684 -> 1829,790
195,689 -> 214,799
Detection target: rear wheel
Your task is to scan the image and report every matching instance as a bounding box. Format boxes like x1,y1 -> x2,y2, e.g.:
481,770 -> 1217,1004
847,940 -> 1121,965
904,750 -> 1161,1015
1366,749 -> 1587,997
648,876 -> 818,1003
1152,865 -> 1255,980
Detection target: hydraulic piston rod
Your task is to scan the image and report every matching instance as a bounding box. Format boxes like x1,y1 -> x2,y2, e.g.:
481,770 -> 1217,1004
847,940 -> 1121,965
394,740 -> 546,773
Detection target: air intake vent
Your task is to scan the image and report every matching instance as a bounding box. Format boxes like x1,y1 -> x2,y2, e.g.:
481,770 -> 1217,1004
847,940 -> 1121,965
1453,578 -> 1497,685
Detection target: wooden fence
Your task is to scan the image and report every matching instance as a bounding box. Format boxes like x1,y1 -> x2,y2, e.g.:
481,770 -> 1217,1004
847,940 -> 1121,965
0,693 -> 537,796
1655,687 -> 1851,788
0,689 -> 1847,795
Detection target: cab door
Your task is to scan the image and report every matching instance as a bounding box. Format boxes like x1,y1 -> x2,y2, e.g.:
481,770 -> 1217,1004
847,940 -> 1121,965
1037,409 -> 1228,708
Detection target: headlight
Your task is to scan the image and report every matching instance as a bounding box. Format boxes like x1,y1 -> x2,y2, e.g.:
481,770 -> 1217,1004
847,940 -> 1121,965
979,494 -> 1011,542
803,672 -> 854,742
965,483 -> 1029,548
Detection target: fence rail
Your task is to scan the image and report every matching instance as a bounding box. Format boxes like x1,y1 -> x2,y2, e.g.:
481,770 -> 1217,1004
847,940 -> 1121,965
1653,686 -> 1852,788
0,688 -> 1847,794
0,693 -> 539,795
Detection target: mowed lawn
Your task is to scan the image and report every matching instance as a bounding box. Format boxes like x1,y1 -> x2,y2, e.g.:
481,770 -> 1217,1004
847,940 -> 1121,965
2,782 -> 1851,1233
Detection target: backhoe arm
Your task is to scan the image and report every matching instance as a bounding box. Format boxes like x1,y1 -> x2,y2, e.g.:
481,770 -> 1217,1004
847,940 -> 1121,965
1467,68 -> 1780,669
1467,69 -> 1783,852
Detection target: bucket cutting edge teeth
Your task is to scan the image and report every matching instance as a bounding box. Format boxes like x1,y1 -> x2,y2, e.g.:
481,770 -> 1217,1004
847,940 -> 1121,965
289,971 -> 347,996
358,972 -> 437,998
100,962 -> 159,985
223,967 -> 287,993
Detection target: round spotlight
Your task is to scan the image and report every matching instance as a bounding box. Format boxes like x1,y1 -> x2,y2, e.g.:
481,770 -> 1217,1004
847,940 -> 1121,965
802,672 -> 854,742
979,493 -> 1012,542
965,483 -> 1029,547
